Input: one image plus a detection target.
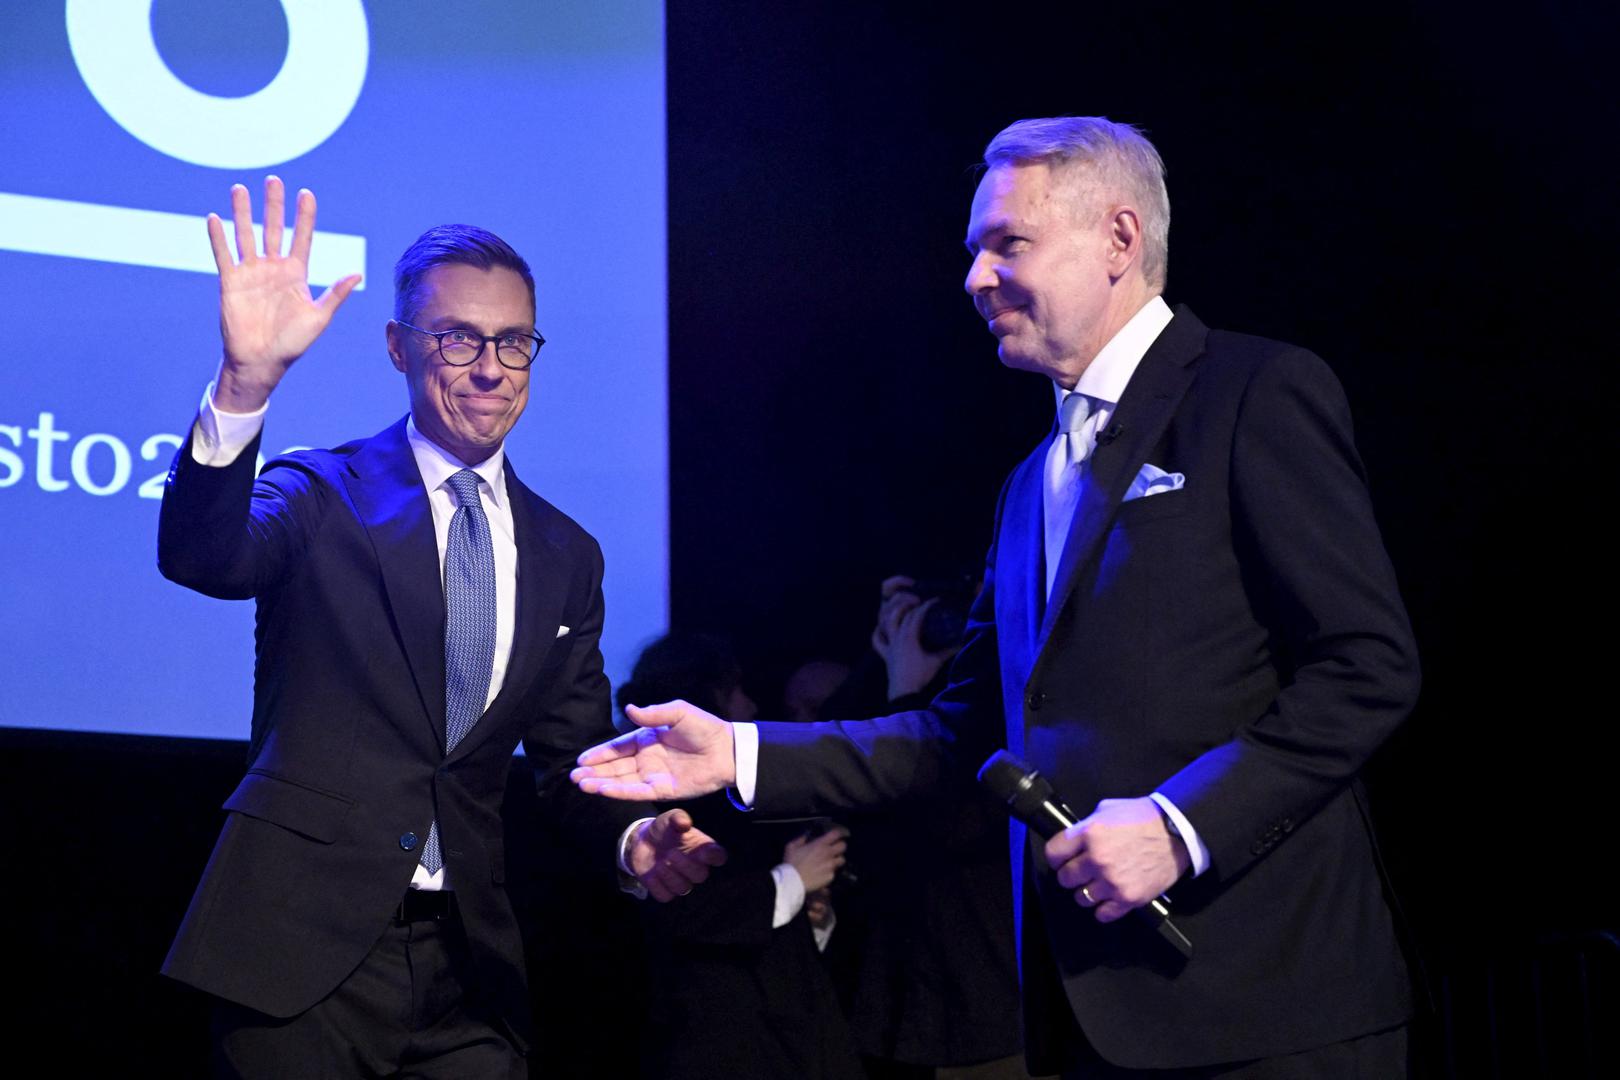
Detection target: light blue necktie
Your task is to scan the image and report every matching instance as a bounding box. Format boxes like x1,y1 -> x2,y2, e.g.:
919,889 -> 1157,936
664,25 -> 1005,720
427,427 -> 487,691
1042,391 -> 1094,601
420,468 -> 497,874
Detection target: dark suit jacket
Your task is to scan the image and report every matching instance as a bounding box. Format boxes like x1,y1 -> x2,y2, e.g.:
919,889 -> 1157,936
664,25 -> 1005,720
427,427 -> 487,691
751,308 -> 1420,1070
156,417 -> 637,1051
637,794 -> 863,1080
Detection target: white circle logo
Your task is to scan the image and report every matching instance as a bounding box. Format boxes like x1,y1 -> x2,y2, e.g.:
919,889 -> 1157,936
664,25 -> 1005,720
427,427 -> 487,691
65,0 -> 369,169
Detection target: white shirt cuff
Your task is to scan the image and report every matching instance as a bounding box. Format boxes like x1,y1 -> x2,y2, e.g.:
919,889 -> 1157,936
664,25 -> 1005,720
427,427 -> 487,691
191,378 -> 268,466
616,817 -> 655,899
1149,791 -> 1210,878
729,721 -> 759,809
770,862 -> 806,928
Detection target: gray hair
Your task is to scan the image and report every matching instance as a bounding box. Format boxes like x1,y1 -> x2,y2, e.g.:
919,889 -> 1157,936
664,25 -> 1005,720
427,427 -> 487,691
984,116 -> 1169,290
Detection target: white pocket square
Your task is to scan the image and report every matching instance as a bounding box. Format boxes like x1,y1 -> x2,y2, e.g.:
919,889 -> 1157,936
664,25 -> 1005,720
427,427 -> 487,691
1124,463 -> 1185,501
556,625 -> 571,638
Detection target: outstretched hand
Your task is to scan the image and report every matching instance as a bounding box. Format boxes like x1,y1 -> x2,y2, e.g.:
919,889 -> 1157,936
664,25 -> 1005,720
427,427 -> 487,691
571,700 -> 737,801
628,808 -> 728,903
208,176 -> 362,412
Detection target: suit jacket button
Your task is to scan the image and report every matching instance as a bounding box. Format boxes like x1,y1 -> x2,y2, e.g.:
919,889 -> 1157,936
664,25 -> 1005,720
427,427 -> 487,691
1026,691 -> 1046,711
399,832 -> 419,851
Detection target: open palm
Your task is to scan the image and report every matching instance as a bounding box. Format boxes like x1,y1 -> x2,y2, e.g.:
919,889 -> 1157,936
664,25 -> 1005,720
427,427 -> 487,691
571,701 -> 737,801
207,177 -> 361,411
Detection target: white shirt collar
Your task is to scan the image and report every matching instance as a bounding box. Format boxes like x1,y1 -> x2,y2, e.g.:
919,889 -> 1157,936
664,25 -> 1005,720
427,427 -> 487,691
404,415 -> 508,511
1054,294 -> 1174,410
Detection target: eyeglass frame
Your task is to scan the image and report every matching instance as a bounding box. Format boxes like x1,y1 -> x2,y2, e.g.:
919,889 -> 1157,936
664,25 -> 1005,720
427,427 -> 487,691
393,319 -> 545,370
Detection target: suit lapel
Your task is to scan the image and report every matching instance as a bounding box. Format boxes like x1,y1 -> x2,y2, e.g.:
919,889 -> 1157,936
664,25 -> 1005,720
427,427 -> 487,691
447,458 -> 567,761
1035,308 -> 1208,652
343,418 -> 447,751
993,446 -> 1047,759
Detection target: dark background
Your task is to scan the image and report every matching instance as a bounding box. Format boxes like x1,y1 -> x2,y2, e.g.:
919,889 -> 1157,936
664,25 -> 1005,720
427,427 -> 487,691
7,1 -> 1617,1073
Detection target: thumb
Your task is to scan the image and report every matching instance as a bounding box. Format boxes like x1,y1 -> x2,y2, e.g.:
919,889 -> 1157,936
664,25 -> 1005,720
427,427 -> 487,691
316,273 -> 363,315
660,808 -> 694,835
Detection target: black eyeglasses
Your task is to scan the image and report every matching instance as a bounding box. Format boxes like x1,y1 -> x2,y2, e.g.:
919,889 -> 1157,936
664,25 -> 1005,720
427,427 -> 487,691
395,320 -> 545,370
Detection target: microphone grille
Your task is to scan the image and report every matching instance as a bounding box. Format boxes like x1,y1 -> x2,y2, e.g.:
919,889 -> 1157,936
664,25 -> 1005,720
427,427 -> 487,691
977,749 -> 1056,818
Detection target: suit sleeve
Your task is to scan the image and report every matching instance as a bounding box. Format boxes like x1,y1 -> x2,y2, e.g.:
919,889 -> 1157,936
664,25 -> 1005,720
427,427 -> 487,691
157,429 -> 330,599
753,487 -> 1010,816
1155,348 -> 1420,880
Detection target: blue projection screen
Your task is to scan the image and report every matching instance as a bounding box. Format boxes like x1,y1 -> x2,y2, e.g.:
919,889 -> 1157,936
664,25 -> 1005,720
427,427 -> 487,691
0,1 -> 668,738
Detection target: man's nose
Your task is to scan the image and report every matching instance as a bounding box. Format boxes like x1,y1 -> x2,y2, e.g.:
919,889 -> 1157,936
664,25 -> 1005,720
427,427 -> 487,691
468,341 -> 505,383
964,251 -> 996,295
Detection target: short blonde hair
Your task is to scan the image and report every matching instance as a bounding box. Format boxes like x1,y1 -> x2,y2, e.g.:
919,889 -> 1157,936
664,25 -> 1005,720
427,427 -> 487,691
985,116 -> 1170,290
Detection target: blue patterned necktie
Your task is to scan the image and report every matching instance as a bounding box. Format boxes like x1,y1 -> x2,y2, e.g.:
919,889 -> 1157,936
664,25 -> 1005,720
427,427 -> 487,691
420,467 -> 497,875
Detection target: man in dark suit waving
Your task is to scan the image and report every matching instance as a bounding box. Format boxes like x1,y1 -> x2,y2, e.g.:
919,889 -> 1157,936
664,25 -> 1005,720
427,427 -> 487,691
159,178 -> 721,1077
573,117 -> 1420,1077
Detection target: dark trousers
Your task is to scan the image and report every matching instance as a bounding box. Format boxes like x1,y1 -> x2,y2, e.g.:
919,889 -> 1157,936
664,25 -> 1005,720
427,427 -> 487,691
210,906 -> 524,1079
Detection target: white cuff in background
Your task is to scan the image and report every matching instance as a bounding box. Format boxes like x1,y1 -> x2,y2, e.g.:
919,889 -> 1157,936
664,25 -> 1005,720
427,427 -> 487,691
770,862 -> 805,928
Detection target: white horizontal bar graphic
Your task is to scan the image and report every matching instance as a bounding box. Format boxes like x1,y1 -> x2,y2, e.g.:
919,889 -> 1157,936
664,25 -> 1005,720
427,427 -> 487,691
0,191 -> 366,288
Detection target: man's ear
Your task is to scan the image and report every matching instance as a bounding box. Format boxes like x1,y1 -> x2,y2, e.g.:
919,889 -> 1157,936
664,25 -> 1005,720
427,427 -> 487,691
386,320 -> 408,373
1107,205 -> 1143,282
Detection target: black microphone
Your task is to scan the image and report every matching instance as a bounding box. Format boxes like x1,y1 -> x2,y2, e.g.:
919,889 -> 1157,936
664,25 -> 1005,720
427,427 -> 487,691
1097,421 -> 1125,446
978,749 -> 1193,959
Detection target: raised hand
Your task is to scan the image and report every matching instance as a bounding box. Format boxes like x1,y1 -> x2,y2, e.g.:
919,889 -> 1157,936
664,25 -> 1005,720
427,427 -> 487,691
783,825 -> 848,893
627,808 -> 729,902
207,176 -> 362,412
571,700 -> 737,801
